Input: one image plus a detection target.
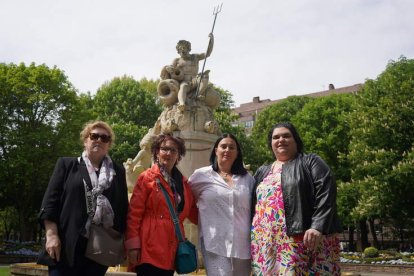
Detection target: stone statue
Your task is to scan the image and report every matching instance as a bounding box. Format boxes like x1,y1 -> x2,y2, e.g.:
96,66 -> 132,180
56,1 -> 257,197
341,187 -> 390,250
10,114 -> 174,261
125,33 -> 221,188
160,34 -> 214,112
123,127 -> 158,190
157,33 -> 220,113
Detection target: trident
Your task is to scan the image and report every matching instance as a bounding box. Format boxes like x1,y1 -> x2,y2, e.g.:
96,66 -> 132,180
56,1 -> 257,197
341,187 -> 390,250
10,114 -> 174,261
195,3 -> 223,98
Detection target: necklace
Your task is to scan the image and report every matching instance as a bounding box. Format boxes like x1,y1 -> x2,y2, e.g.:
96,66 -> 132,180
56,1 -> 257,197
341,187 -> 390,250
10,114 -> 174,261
218,170 -> 233,186
219,170 -> 231,177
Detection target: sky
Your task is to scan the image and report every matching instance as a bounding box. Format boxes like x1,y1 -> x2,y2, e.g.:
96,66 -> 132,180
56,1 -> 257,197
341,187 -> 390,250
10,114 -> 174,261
1,0 -> 414,106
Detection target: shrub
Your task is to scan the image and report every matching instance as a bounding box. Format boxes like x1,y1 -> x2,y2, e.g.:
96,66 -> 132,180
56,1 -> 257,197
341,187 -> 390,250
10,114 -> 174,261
364,247 -> 379,258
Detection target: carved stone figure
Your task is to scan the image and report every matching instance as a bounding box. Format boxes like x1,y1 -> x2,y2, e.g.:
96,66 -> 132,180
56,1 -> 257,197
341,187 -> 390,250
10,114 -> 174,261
123,128 -> 157,191
163,34 -> 213,110
125,34 -> 221,188
157,34 -> 220,112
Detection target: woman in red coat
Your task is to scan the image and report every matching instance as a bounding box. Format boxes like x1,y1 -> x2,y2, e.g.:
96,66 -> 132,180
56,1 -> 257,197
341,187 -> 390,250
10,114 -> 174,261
126,134 -> 197,276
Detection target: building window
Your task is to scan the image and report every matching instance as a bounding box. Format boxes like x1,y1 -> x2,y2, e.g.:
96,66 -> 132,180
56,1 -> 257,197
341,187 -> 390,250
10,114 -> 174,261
245,120 -> 254,128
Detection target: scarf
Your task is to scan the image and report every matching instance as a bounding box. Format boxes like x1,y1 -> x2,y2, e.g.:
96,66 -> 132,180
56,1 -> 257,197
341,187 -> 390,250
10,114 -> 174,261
159,163 -> 183,213
82,151 -> 116,229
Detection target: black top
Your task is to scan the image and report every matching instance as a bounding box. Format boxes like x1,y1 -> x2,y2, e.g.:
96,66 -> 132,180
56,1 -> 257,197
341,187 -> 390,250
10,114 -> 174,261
38,157 -> 129,267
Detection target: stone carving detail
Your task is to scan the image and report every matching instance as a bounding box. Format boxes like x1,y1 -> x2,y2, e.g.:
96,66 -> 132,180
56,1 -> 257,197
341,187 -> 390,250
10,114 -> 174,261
124,35 -> 221,188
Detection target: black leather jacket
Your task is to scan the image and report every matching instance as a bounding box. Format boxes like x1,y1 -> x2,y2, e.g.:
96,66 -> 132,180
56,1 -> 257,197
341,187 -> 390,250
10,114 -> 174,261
251,153 -> 342,236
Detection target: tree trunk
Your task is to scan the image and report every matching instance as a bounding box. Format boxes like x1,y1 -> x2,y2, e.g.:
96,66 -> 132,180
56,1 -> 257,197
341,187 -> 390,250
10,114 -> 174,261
18,206 -> 33,241
348,225 -> 356,251
399,226 -> 405,246
368,218 -> 379,248
358,220 -> 369,250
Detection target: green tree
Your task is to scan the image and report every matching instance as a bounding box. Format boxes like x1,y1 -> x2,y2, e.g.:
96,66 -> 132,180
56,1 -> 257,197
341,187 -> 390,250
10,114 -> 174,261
386,146 -> 414,242
293,94 -> 355,182
336,182 -> 359,251
347,56 -> 414,248
92,76 -> 162,164
93,75 -> 161,127
0,62 -> 92,241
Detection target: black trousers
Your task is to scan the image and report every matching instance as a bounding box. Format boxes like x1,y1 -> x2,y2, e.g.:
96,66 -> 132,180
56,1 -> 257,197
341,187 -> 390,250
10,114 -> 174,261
136,263 -> 174,276
48,236 -> 108,276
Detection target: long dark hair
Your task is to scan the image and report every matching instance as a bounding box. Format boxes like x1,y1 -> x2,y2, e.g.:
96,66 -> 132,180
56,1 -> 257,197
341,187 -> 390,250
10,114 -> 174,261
209,133 -> 247,175
267,122 -> 304,157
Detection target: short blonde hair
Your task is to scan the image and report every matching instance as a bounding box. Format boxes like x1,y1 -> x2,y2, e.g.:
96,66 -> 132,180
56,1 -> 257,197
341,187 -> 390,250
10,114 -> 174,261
80,120 -> 115,148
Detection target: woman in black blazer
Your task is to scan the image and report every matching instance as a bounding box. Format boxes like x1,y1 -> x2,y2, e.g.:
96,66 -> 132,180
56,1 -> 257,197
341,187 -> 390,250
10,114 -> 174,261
38,120 -> 129,276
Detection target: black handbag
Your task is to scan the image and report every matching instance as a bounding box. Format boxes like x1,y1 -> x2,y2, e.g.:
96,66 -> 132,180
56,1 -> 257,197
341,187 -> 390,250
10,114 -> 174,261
156,178 -> 198,274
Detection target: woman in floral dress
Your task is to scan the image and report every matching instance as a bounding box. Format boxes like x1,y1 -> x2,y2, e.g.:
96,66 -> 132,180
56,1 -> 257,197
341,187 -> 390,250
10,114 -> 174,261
251,122 -> 342,275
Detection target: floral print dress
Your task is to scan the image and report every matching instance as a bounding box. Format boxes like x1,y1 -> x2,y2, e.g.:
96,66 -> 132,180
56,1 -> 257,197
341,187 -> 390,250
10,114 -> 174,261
251,166 -> 341,276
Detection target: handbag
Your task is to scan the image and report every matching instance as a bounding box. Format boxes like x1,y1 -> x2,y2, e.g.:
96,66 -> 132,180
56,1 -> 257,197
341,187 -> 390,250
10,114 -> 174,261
84,223 -> 125,266
156,178 -> 198,274
81,163 -> 125,266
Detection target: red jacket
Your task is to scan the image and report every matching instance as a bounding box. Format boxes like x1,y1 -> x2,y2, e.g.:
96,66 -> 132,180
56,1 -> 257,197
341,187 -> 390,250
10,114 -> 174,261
125,164 -> 197,270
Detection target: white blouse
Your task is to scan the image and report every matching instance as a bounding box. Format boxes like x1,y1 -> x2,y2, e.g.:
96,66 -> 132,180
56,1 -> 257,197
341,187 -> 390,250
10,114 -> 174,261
188,165 -> 255,259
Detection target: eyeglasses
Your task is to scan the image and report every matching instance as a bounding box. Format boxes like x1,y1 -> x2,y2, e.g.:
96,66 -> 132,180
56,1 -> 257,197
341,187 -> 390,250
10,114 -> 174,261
160,147 -> 178,154
89,133 -> 111,143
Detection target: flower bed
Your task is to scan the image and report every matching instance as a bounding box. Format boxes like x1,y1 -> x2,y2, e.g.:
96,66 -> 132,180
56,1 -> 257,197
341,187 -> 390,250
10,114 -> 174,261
0,240 -> 39,257
341,251 -> 414,265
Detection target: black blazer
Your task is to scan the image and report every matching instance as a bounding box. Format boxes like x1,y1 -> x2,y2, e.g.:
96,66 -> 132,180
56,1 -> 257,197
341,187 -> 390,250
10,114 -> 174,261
38,157 -> 129,267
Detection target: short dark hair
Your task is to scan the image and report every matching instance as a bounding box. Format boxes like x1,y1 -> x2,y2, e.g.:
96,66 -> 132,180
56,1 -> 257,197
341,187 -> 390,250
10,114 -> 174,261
209,133 -> 247,175
267,122 -> 304,156
151,134 -> 186,163
176,40 -> 191,52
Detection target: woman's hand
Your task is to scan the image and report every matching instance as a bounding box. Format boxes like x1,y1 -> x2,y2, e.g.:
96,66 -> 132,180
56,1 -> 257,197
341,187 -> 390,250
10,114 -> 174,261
303,228 -> 322,251
44,220 -> 61,261
128,249 -> 141,266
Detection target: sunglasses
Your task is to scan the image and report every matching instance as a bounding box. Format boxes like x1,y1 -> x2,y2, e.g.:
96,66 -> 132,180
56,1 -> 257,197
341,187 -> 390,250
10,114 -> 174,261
89,133 -> 111,143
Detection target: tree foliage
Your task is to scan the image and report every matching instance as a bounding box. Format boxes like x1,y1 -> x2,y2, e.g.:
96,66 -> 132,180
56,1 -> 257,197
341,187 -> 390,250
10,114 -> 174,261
293,94 -> 355,182
347,57 -> 414,241
93,76 -> 161,127
0,62 -> 92,240
92,76 -> 162,164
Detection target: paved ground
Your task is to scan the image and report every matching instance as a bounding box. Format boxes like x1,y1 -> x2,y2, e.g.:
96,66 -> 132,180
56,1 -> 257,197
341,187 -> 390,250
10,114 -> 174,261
359,273 -> 414,276
343,272 -> 414,276
187,271 -> 414,276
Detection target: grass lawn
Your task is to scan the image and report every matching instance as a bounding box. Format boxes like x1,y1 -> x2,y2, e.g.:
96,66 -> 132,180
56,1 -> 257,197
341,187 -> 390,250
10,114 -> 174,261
0,266 -> 9,276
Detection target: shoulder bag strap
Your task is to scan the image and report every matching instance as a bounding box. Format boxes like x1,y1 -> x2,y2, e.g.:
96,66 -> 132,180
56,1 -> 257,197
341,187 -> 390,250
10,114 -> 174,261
156,178 -> 184,242
78,157 -> 95,218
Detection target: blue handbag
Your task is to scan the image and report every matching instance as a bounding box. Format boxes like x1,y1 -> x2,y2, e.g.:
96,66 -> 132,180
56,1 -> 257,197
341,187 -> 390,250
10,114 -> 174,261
156,179 -> 197,274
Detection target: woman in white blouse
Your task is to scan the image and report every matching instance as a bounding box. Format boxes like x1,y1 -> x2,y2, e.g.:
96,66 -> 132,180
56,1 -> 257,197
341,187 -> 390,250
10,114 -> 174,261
189,133 -> 254,276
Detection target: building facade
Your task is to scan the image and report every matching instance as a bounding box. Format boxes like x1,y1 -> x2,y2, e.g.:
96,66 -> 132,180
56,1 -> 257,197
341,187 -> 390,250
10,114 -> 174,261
232,83 -> 362,135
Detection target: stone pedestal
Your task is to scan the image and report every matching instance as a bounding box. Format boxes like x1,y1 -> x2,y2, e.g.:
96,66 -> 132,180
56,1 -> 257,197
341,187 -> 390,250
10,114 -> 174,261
175,130 -> 218,178
175,130 -> 218,267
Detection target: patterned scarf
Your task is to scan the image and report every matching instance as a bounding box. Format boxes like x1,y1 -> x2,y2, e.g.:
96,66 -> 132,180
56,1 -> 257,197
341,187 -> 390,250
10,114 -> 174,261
82,151 -> 116,228
159,163 -> 182,212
